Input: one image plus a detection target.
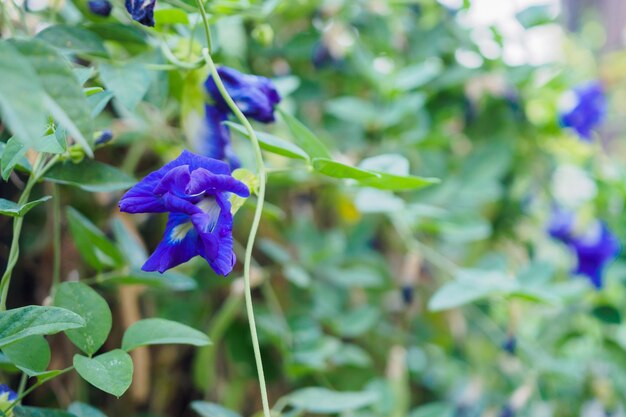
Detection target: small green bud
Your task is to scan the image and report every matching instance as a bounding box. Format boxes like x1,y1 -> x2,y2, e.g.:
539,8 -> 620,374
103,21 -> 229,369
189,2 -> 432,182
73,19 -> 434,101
252,24 -> 274,46
69,145 -> 85,164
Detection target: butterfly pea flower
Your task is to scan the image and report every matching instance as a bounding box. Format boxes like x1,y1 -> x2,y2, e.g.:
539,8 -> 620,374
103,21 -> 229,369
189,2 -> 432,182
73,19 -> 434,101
88,0 -> 112,16
501,335 -> 517,355
548,209 -> 620,288
119,150 -> 249,275
199,67 -> 280,167
559,81 -> 607,141
125,0 -> 156,26
0,384 -> 17,416
95,129 -> 113,146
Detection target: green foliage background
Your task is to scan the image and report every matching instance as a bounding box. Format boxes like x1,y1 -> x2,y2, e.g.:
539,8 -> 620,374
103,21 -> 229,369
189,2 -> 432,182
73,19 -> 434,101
1,1 -> 626,416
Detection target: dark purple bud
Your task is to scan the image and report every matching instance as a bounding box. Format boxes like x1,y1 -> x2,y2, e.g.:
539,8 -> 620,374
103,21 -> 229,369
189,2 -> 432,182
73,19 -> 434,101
501,335 -> 517,355
125,0 -> 156,27
95,130 -> 113,145
401,285 -> 414,306
88,0 -> 112,16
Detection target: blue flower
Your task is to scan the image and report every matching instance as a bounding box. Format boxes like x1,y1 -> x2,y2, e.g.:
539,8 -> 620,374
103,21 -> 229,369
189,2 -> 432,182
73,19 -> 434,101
570,222 -> 620,288
88,0 -> 112,16
547,207 -> 576,244
548,209 -> 620,288
199,67 -> 280,166
125,0 -> 156,26
198,105 -> 241,169
559,81 -> 607,141
119,150 -> 249,275
0,384 -> 17,401
205,67 -> 281,123
499,405 -> 515,417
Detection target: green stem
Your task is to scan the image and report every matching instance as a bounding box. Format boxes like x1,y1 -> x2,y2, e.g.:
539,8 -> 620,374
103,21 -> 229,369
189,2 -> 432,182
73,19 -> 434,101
0,154 -> 59,311
193,0 -> 213,53
203,49 -> 271,417
3,366 -> 73,415
0,155 -> 44,311
51,184 -> 61,293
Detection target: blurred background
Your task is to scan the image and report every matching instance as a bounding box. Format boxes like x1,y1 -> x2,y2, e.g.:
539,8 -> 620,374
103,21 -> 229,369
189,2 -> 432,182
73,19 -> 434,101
2,0 -> 626,416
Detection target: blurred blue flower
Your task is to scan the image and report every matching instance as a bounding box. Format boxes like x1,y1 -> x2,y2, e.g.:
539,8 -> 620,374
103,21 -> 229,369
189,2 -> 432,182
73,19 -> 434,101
119,150 -> 249,275
0,384 -> 17,401
205,67 -> 281,123
200,67 -> 280,167
548,209 -> 620,288
95,129 -> 113,146
88,0 -> 112,16
571,222 -> 620,288
125,0 -> 156,26
499,404 -> 514,417
198,105 -> 241,169
559,81 -> 607,141
501,335 -> 517,355
400,285 -> 414,305
547,207 -> 576,243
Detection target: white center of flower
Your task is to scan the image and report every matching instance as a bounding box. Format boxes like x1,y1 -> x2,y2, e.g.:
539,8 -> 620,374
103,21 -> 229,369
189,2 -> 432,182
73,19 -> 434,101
197,196 -> 221,232
170,222 -> 193,242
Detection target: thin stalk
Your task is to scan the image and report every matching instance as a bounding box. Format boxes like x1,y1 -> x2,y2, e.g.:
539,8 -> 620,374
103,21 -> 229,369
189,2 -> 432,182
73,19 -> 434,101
193,0 -> 213,53
202,49 -> 271,417
51,184 -> 61,293
0,154 -> 59,310
0,155 -> 44,310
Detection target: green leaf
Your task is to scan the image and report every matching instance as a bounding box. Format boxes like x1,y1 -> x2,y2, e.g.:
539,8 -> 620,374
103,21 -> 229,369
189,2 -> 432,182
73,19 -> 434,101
14,406 -> 78,417
10,38 -> 94,157
68,402 -> 107,417
592,305 -> 621,324
33,134 -> 66,154
54,282 -> 112,355
312,158 -> 379,180
358,172 -> 439,191
37,25 -> 108,56
99,270 -> 197,291
0,41 -> 47,151
111,218 -> 148,269
73,67 -> 95,85
284,387 -> 379,413
1,138 -> 31,180
44,159 -> 136,192
88,91 -> 113,118
516,5 -> 554,28
0,306 -> 85,348
154,8 -> 190,26
99,61 -> 152,111
87,23 -> 148,45
230,168 -> 256,214
409,403 -> 455,417
394,58 -> 443,91
226,122 -> 309,160
2,335 -> 51,374
73,350 -> 133,397
428,269 -> 516,312
66,207 -> 125,270
191,402 -> 241,417
0,196 -> 51,217
279,109 -> 331,159
122,318 -> 211,352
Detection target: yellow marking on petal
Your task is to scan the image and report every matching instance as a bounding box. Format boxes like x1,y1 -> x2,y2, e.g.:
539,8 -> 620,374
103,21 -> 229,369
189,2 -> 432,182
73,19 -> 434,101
170,222 -> 193,242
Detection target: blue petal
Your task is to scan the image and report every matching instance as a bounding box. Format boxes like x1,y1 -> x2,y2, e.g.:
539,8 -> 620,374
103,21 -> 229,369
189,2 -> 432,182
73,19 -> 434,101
205,66 -> 281,124
192,194 -> 236,276
571,222 -> 620,288
119,150 -> 230,214
187,168 -> 250,197
198,105 -> 241,169
142,213 -> 198,273
0,384 -> 17,401
125,0 -> 156,26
